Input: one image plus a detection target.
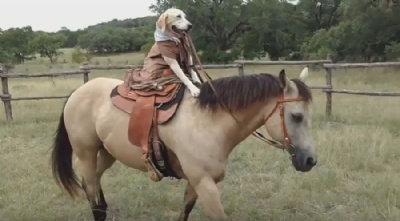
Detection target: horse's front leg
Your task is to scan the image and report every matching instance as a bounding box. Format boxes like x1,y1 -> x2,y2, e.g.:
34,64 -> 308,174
190,176 -> 228,221
178,182 -> 198,221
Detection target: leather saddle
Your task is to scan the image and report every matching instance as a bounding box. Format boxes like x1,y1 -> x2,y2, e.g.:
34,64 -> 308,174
110,68 -> 185,181
111,70 -> 183,124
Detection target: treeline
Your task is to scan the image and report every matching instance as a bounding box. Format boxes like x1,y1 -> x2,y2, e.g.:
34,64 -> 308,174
0,16 -> 156,66
1,0 -> 400,66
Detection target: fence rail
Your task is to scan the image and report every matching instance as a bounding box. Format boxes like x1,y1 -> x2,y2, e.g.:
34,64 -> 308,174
0,95 -> 71,101
0,65 -> 90,121
323,89 -> 400,97
235,59 -> 332,66
321,61 -> 400,115
1,58 -> 399,122
323,62 -> 400,69
0,70 -> 88,78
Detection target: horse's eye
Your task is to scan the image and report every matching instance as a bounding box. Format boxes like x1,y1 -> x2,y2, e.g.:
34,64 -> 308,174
291,113 -> 303,123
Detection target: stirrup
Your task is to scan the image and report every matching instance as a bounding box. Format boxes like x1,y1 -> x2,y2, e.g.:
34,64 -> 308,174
143,155 -> 164,182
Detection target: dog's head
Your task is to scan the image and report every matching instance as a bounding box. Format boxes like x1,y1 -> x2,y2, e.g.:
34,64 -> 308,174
156,8 -> 192,35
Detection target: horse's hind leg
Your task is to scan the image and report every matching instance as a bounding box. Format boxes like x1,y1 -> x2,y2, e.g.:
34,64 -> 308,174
95,148 -> 116,218
178,182 -> 198,221
76,147 -> 103,221
80,147 -> 116,221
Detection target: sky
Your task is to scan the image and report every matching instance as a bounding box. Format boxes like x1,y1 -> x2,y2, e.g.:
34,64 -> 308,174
0,0 -> 157,32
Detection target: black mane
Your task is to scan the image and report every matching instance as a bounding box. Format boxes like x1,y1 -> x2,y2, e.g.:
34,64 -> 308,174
196,73 -> 312,111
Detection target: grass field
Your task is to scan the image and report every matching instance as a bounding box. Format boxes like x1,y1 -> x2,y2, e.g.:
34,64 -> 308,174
1,50 -> 400,221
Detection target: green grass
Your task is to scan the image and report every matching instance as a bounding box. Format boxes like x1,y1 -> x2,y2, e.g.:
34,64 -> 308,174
1,51 -> 400,221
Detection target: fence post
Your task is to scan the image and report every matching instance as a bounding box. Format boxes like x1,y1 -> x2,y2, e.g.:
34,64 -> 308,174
325,68 -> 332,116
80,62 -> 90,83
324,55 -> 332,116
325,54 -> 333,116
235,60 -> 245,76
0,65 -> 13,121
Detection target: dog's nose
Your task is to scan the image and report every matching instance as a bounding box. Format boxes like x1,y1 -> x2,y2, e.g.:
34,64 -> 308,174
187,24 -> 192,30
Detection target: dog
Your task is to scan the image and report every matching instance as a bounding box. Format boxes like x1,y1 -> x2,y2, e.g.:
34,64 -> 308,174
152,8 -> 201,97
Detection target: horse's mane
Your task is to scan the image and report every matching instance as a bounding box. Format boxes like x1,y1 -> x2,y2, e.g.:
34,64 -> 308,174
196,73 -> 312,111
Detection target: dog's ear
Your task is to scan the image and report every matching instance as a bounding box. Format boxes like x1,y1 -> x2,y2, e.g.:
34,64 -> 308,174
156,13 -> 168,32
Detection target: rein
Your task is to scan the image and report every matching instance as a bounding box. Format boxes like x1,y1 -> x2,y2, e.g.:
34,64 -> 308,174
186,34 -> 305,156
130,76 -> 183,91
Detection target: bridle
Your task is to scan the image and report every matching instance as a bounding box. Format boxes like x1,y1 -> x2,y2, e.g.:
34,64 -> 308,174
186,34 -> 307,157
251,94 -> 307,157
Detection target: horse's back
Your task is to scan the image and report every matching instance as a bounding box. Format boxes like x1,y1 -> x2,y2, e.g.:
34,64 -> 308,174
65,77 -> 122,116
72,77 -> 123,96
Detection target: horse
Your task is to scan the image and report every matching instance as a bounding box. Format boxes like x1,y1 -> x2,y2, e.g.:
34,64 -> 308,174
50,68 -> 317,221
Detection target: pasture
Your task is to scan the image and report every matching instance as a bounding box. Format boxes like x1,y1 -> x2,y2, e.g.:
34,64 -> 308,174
1,50 -> 400,221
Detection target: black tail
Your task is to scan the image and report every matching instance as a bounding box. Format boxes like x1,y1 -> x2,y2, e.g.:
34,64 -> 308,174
51,96 -> 81,198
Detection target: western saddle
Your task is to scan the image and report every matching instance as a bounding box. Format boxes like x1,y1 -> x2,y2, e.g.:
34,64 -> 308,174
110,68 -> 185,182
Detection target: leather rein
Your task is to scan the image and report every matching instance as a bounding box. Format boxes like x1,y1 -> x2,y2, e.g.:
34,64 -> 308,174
186,34 -> 306,156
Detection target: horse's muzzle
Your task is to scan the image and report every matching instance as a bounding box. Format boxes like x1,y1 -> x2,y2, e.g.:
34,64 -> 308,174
291,149 -> 317,172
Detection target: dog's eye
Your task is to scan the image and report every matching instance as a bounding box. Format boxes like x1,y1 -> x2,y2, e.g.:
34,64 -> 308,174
176,15 -> 181,18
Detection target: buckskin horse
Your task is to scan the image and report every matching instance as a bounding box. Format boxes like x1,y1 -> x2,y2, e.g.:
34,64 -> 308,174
51,67 -> 317,221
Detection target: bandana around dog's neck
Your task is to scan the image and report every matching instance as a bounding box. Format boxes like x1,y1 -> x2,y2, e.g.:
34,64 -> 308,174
154,29 -> 173,42
154,28 -> 186,44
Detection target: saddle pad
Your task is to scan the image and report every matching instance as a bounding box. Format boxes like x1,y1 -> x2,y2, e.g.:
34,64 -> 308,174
118,83 -> 181,103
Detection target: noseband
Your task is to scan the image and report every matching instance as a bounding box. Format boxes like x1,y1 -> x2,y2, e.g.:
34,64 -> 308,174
252,94 -> 307,157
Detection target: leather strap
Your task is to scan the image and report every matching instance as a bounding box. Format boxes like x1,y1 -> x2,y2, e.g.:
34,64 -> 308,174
151,107 -> 165,170
128,95 -> 156,155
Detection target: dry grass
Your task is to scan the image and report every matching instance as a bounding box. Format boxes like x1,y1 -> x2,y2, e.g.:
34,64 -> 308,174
1,52 -> 400,221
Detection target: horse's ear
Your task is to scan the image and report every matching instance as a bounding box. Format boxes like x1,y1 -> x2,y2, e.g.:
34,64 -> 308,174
278,69 -> 291,91
156,13 -> 168,32
299,66 -> 309,82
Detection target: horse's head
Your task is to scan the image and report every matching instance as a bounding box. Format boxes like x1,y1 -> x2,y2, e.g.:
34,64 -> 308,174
263,67 -> 316,172
196,69 -> 317,172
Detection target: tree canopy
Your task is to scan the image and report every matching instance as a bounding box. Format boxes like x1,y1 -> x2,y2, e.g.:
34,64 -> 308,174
1,0 -> 399,65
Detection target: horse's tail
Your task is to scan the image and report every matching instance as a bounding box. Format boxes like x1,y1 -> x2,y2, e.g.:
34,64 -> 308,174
51,94 -> 81,198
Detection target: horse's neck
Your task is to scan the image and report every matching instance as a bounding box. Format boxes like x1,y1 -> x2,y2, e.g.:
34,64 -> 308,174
214,99 -> 278,157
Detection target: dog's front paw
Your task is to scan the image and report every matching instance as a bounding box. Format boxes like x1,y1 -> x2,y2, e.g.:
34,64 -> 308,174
189,85 -> 200,97
171,37 -> 180,44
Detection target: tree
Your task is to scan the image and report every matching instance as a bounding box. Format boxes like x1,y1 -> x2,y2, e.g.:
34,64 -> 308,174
0,29 -> 15,65
385,42 -> 400,61
31,33 -> 66,63
301,0 -> 400,61
56,27 -> 82,48
150,0 -> 253,63
297,0 -> 342,32
78,27 -> 148,54
0,26 -> 36,63
241,0 -> 309,60
0,46 -> 15,66
1,0 -> 399,65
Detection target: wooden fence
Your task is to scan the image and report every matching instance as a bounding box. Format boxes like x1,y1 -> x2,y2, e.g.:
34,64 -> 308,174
1,59 -> 400,122
322,62 -> 400,116
0,66 -> 90,122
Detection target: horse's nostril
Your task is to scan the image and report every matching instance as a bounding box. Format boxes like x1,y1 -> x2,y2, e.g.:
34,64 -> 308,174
306,157 -> 317,166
